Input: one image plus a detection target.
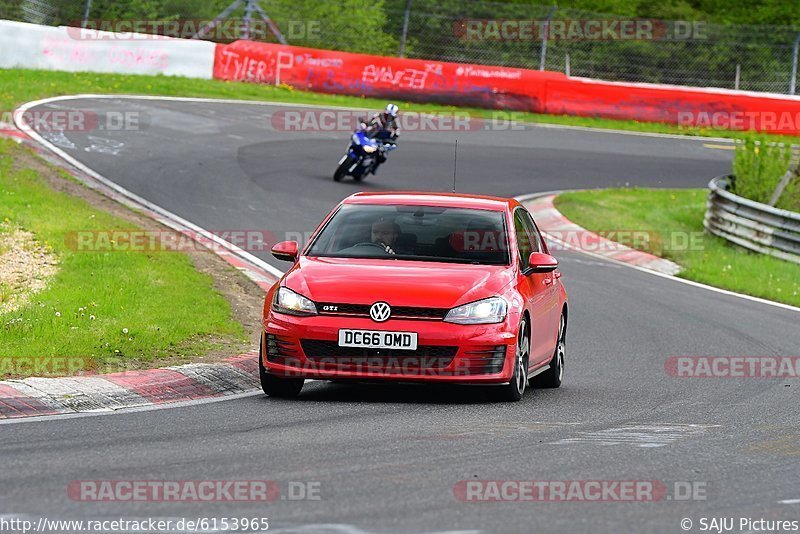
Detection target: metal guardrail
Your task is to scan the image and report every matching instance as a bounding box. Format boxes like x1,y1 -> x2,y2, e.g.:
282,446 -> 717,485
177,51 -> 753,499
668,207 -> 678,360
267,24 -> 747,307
704,175 -> 800,265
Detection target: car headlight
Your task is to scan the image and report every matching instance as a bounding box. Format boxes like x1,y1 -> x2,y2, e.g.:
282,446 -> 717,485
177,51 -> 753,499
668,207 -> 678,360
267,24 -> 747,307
272,287 -> 317,316
363,144 -> 377,153
444,297 -> 507,324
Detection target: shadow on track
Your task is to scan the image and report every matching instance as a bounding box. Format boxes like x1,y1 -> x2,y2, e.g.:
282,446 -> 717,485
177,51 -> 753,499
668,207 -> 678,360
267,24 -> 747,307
257,381 -> 564,405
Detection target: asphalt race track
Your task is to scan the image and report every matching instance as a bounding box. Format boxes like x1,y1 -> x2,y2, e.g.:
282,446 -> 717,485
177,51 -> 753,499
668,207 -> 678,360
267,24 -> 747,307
3,97 -> 800,533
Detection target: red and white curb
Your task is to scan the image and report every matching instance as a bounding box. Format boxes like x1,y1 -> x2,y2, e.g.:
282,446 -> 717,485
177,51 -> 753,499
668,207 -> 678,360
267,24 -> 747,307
0,354 -> 259,419
522,194 -> 682,276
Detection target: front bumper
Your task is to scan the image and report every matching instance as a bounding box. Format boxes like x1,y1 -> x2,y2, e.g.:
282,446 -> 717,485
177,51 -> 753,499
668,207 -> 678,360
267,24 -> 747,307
263,311 -> 518,384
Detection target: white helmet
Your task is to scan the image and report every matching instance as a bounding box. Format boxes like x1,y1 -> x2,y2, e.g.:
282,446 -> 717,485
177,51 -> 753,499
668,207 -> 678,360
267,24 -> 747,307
384,103 -> 399,117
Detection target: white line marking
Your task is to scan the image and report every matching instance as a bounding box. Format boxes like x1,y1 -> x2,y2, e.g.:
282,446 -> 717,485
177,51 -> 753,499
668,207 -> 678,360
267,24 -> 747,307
516,192 -> 800,315
529,121 -> 736,142
779,499 -> 800,504
552,423 -> 719,448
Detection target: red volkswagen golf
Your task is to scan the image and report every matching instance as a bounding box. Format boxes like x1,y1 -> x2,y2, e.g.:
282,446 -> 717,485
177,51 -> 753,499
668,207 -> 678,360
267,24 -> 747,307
260,192 -> 568,401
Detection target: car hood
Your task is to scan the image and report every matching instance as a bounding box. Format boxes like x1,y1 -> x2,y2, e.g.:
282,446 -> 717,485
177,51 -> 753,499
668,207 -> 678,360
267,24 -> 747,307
283,256 -> 514,309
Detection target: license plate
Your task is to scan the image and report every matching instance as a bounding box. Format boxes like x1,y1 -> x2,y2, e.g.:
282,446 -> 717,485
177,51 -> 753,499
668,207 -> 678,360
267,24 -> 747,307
338,329 -> 418,350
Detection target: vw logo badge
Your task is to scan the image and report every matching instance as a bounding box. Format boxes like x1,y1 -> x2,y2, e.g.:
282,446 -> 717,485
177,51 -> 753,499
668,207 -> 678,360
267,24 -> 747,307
369,302 -> 391,322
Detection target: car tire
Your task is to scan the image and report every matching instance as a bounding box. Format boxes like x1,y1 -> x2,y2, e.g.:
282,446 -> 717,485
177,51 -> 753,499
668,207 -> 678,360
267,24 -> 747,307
498,319 -> 529,402
532,313 -> 565,389
334,156 -> 355,182
259,335 -> 304,398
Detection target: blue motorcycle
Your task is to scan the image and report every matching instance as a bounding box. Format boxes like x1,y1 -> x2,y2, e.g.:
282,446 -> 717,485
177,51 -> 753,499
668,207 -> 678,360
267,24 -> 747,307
333,126 -> 396,182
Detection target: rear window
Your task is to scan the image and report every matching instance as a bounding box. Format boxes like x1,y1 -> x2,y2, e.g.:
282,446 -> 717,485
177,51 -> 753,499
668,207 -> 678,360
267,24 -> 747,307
307,204 -> 509,265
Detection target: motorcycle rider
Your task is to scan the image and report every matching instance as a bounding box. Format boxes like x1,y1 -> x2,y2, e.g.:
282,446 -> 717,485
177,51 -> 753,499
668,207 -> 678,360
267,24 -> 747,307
364,103 -> 400,174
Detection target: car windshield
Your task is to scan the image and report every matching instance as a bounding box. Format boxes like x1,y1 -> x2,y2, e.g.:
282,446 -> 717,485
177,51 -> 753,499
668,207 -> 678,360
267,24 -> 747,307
307,204 -> 510,265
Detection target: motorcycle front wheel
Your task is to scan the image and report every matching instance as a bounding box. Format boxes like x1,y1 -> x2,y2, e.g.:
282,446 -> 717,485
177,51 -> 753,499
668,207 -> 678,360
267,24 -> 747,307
334,155 -> 356,182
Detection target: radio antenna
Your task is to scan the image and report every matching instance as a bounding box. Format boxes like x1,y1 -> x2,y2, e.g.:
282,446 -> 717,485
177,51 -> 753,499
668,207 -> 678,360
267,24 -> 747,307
452,139 -> 458,193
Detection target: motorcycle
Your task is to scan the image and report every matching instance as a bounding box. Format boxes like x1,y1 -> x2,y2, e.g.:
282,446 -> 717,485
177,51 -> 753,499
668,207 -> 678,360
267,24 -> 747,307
333,125 -> 396,182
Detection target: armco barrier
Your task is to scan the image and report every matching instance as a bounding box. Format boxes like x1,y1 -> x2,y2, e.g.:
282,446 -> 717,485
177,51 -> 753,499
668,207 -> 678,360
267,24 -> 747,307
0,20 -> 215,79
213,40 -> 800,136
705,175 -> 800,264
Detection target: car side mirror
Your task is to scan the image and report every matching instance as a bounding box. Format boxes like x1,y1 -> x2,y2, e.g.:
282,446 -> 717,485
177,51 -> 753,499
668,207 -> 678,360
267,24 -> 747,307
528,252 -> 558,273
271,240 -> 299,262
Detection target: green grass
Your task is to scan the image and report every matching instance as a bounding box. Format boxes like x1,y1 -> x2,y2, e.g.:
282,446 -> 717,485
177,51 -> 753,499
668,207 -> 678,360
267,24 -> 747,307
732,137 -> 799,211
0,139 -> 245,376
554,188 -> 800,307
0,68 -> 795,144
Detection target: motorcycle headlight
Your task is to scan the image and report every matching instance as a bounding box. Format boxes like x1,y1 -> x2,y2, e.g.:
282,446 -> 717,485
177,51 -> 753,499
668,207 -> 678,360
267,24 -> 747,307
272,287 -> 318,316
444,297 -> 507,324
363,144 -> 377,153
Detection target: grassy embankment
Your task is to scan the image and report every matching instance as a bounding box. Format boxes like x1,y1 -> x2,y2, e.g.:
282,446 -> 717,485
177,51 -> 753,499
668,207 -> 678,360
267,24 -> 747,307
0,138 -> 248,377
555,188 -> 800,307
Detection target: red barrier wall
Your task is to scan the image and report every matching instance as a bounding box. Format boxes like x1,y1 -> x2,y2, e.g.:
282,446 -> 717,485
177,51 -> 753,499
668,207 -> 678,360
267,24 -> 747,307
545,78 -> 800,135
214,40 -> 800,135
213,41 -> 566,113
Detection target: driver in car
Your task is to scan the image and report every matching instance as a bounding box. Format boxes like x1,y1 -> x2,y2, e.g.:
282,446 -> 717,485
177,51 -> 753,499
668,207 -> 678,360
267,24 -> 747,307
371,218 -> 402,255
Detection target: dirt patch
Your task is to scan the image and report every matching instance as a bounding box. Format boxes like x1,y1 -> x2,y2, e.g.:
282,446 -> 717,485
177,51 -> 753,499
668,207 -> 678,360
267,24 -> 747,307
0,223 -> 59,315
8,142 -> 268,367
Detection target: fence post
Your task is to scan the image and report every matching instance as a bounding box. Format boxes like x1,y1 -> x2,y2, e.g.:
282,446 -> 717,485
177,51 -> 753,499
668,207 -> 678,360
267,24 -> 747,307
539,6 -> 556,71
768,146 -> 800,207
243,0 -> 254,39
734,63 -> 740,90
81,0 -> 92,28
398,0 -> 412,58
791,32 -> 800,95
565,53 -> 570,76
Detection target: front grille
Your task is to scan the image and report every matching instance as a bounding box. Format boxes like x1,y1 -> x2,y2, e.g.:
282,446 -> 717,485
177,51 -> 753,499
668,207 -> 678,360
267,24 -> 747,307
394,306 -> 449,319
317,303 -> 448,320
300,339 -> 457,370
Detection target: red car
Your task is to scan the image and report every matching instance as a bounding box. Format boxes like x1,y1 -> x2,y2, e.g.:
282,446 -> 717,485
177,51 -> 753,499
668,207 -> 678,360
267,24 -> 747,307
260,192 -> 568,401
